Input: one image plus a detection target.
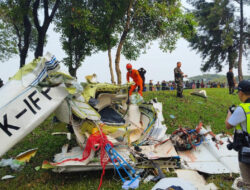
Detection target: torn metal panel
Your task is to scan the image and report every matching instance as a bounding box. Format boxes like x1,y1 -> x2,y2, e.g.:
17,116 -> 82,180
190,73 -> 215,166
51,146 -> 132,173
16,148 -> 38,162
133,140 -> 178,160
81,83 -> 128,102
53,146 -> 94,167
54,100 -> 71,124
191,90 -> 207,98
70,96 -> 100,121
0,86 -> 68,157
0,53 -> 68,157
175,169 -> 217,190
178,133 -> 239,174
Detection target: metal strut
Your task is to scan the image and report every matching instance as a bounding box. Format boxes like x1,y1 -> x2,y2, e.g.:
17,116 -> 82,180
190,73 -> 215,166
105,143 -> 139,185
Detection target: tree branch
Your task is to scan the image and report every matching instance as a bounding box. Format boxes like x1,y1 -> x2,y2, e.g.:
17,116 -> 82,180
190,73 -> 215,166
32,0 -> 41,31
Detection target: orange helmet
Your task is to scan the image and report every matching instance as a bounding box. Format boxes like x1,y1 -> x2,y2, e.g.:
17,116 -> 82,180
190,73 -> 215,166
126,63 -> 132,70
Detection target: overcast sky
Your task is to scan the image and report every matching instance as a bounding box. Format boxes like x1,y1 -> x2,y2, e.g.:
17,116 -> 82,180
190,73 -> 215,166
0,1 -> 249,84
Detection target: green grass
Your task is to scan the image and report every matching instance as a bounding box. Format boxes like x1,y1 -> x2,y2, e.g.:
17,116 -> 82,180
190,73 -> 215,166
0,88 -> 240,189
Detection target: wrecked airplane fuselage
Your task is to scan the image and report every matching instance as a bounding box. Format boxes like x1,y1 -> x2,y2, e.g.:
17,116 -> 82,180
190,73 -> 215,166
0,53 -> 239,179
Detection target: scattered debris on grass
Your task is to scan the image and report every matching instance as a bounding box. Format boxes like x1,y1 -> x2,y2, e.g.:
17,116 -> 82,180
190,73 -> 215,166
1,175 -> 15,180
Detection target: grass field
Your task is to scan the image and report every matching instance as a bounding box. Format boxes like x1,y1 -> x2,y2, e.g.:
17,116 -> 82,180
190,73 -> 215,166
0,88 -> 240,190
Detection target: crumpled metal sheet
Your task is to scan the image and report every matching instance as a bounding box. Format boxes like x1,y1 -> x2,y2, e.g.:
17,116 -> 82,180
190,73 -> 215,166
178,133 -> 239,174
133,140 -> 178,160
51,146 -> 131,173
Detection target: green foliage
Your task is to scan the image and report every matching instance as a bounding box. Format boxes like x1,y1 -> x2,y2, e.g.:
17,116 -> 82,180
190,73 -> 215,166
0,0 -> 38,66
55,0 -> 97,77
122,0 -> 197,60
0,20 -> 18,61
88,0 -> 128,51
187,0 -> 250,72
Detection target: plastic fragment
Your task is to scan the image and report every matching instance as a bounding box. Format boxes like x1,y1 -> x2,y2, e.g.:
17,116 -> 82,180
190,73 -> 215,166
16,148 -> 38,162
122,178 -> 140,190
0,158 -> 25,171
1,175 -> 15,180
170,114 -> 176,119
143,175 -> 154,183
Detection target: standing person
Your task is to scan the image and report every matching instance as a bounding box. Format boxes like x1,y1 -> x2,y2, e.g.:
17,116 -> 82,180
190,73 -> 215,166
201,79 -> 205,88
196,80 -> 200,89
161,80 -> 167,90
225,80 -> 250,189
126,63 -> 143,97
138,67 -> 146,91
0,78 -> 3,88
149,80 -> 153,91
192,80 -> 196,89
227,67 -> 236,94
174,62 -> 187,98
156,81 -> 160,91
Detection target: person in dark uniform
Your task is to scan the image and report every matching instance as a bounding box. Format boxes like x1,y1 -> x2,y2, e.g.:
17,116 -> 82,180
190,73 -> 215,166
0,78 -> 3,88
161,80 -> 167,90
174,62 -> 187,98
227,67 -> 236,94
196,80 -> 200,89
138,68 -> 146,91
149,80 -> 153,91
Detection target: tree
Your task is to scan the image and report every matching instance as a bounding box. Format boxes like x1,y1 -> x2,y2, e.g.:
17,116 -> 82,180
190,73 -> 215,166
0,20 -> 18,62
32,0 -> 60,58
187,0 -> 250,81
55,0 -> 96,77
235,0 -> 250,81
0,0 -> 36,68
88,0 -> 128,84
113,0 -> 195,84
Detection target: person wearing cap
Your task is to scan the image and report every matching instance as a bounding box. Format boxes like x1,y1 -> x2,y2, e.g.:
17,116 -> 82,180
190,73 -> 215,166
174,61 -> 188,98
126,63 -> 143,96
225,80 -> 250,188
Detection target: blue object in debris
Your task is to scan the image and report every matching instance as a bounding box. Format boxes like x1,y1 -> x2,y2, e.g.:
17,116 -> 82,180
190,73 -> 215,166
170,114 -> 175,119
105,143 -> 140,185
122,178 -> 140,190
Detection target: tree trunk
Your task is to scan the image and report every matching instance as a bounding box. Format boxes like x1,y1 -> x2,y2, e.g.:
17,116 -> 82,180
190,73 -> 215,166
20,13 -> 31,68
18,0 -> 32,68
69,65 -> 77,77
228,46 -> 235,70
33,0 -> 60,58
108,47 -> 115,84
237,0 -> 243,81
114,0 -> 133,84
34,31 -> 45,58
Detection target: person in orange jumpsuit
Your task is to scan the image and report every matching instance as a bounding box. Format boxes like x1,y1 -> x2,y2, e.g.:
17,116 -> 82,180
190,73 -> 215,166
126,63 -> 143,96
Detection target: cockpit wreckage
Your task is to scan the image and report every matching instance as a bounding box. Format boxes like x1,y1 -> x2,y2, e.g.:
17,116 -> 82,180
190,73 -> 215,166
0,53 -> 240,189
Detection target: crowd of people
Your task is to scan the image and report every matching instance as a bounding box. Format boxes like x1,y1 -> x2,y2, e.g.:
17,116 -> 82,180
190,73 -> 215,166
146,79 -> 226,92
